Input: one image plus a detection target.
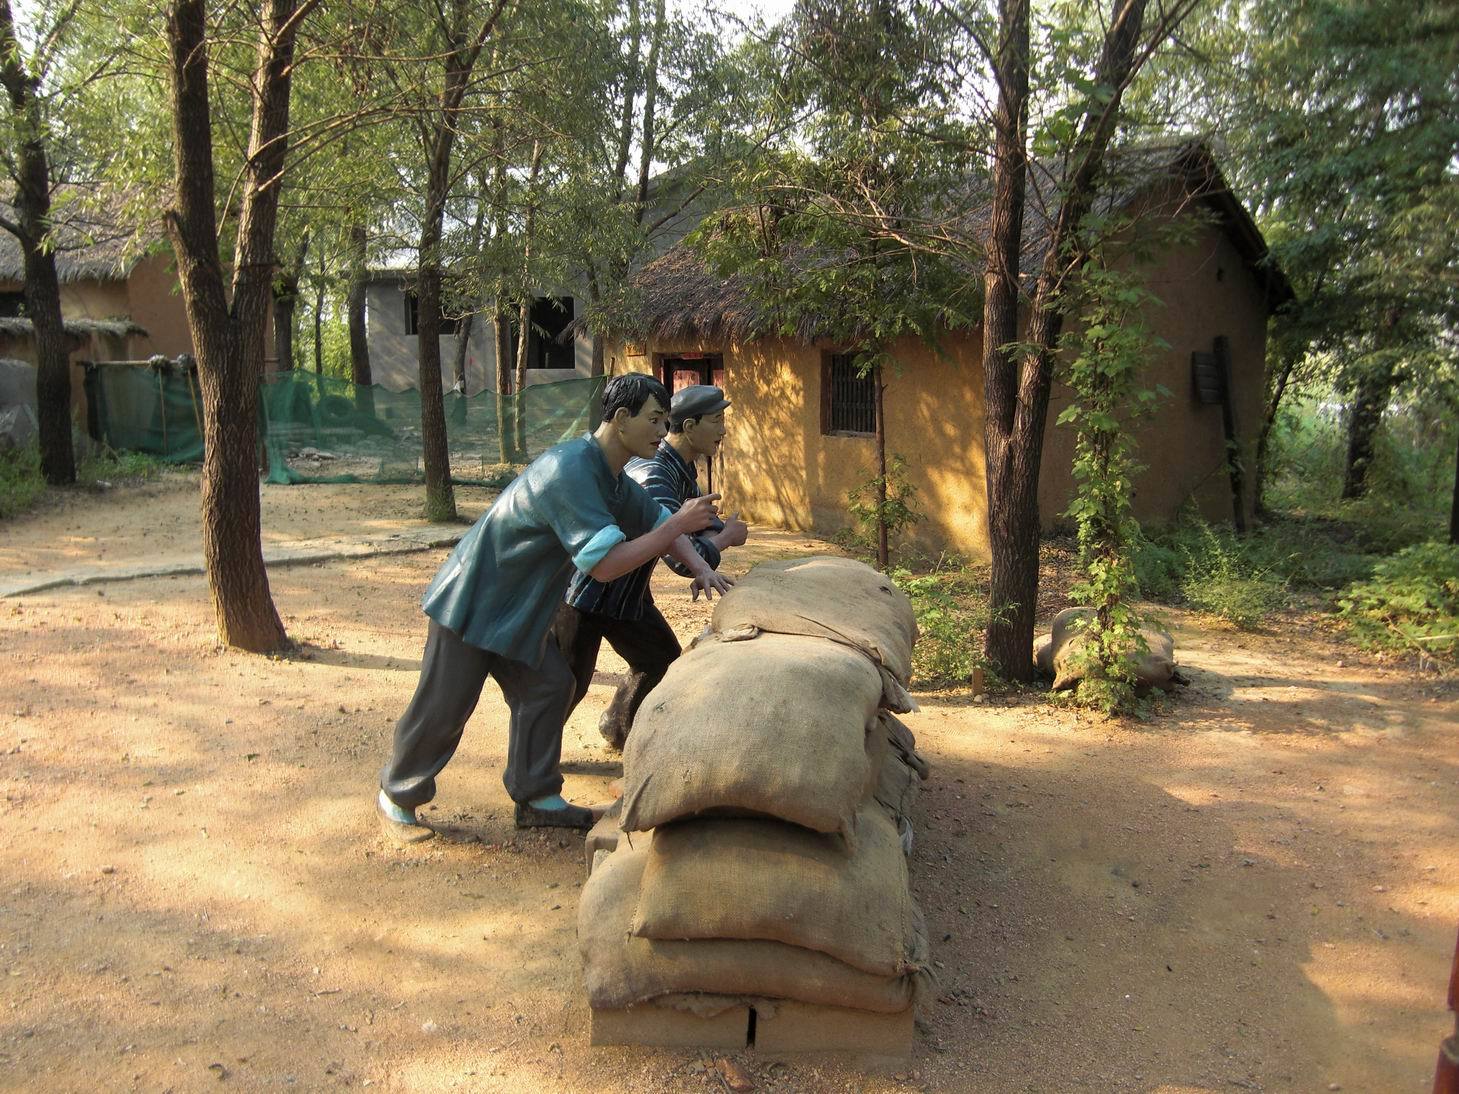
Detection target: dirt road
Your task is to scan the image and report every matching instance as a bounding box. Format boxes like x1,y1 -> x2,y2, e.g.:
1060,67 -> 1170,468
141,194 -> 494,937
1,475 -> 1454,1091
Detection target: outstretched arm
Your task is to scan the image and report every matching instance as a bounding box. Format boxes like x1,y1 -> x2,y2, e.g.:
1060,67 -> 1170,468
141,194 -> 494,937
588,493 -> 721,583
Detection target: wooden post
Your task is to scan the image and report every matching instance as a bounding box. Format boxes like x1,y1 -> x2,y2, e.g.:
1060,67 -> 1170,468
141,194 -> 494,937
1213,335 -> 1246,535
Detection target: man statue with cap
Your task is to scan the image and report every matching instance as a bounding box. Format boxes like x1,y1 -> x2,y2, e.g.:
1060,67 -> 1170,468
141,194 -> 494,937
555,384 -> 749,750
375,374 -> 730,842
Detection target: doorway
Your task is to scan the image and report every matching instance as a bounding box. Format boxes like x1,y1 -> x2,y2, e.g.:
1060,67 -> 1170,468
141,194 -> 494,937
656,353 -> 726,491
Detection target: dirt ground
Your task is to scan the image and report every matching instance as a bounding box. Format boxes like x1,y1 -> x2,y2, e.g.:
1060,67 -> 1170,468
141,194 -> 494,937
2,472 -> 1456,1093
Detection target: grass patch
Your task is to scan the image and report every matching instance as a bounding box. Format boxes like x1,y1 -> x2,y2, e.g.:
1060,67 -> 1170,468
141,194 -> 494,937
77,447 -> 170,487
0,443 -> 173,521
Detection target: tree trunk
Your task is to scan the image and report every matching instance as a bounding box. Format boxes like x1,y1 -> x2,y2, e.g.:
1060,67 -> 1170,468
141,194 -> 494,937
416,263 -> 456,519
511,141 -> 543,460
1254,337 -> 1302,517
412,0 -> 507,519
0,0 -> 74,485
493,307 -> 514,462
1342,358 -> 1397,500
980,0 -> 1032,678
513,295 -> 530,458
983,0 -> 1149,680
346,224 -> 373,412
874,363 -> 889,570
1449,424 -> 1458,546
162,0 -> 302,653
451,312 -> 474,393
633,0 -> 666,221
271,236 -> 306,373
312,249 -> 324,377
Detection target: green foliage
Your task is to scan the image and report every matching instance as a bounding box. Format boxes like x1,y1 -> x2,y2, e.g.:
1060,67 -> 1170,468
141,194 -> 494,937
1056,260 -> 1166,714
1337,543 -> 1459,667
1267,393 -> 1456,552
0,442 -> 168,521
845,452 -> 921,562
0,445 -> 44,520
1170,522 -> 1288,629
890,558 -> 988,688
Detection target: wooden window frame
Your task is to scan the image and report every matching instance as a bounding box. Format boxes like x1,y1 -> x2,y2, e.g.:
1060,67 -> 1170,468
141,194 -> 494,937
821,351 -> 877,437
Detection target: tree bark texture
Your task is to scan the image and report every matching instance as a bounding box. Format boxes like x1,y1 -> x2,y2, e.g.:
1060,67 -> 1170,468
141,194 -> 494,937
1342,358 -> 1397,500
511,141 -> 543,460
979,0 -> 1032,678
346,224 -> 373,413
163,0 -> 306,653
493,308 -> 515,462
412,0 -> 508,520
982,0 -> 1149,681
271,237 -> 306,373
0,0 -> 74,484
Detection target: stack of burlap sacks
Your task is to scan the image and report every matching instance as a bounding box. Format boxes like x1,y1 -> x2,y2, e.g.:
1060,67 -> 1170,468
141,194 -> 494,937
578,555 -> 932,1052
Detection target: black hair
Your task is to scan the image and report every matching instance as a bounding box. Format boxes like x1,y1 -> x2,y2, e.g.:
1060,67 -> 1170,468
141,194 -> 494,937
602,373 -> 670,421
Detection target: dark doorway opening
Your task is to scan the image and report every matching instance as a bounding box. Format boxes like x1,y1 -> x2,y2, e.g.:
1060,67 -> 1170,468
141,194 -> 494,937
656,352 -> 727,491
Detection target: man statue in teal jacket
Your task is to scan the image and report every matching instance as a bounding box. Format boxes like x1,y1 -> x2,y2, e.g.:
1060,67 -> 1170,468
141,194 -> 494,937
376,373 -> 728,841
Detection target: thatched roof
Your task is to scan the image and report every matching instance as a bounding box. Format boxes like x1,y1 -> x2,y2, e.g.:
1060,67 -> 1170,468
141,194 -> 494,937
620,139 -> 1291,345
0,197 -> 149,284
0,316 -> 147,337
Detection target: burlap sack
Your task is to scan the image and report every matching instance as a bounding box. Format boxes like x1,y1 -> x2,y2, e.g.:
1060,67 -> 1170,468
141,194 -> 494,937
632,805 -> 924,979
869,721 -> 921,826
1037,606 -> 1179,691
579,842 -> 921,1014
880,712 -> 930,781
620,632 -> 882,839
710,556 -> 918,686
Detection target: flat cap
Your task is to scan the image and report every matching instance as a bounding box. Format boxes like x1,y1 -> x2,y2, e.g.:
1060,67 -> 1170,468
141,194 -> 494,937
670,384 -> 730,426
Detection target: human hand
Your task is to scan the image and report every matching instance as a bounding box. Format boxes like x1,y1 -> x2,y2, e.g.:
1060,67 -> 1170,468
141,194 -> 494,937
719,513 -> 748,547
673,492 -> 721,535
690,569 -> 735,601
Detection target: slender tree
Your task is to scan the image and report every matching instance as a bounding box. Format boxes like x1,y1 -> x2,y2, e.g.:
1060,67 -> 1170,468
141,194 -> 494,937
162,0 -> 315,652
0,0 -> 75,484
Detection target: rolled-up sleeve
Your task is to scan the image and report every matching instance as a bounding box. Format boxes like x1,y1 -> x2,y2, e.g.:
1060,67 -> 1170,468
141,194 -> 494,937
572,524 -> 627,573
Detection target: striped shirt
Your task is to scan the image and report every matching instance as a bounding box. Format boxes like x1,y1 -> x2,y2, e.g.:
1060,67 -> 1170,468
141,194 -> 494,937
565,440 -> 723,620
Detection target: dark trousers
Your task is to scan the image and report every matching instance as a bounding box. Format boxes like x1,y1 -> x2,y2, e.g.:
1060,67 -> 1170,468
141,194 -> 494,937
552,602 -> 681,748
380,619 -> 574,808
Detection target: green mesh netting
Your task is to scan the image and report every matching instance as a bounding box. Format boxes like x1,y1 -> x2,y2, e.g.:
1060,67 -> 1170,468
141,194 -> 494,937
259,372 -> 605,485
84,363 -> 605,485
83,361 -> 208,463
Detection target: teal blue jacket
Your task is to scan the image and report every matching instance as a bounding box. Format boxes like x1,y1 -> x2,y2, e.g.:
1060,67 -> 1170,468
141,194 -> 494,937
421,436 -> 667,666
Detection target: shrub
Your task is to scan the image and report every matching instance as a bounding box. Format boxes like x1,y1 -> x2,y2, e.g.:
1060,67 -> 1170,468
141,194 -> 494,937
1136,519 -> 1287,628
0,445 -> 45,519
1337,542 -> 1459,666
891,558 -> 987,687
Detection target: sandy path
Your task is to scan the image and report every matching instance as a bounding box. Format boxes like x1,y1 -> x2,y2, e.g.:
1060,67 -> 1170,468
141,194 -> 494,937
1,476 -> 1455,1092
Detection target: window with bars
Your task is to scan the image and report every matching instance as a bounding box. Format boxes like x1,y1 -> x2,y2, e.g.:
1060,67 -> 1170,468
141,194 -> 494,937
822,353 -> 877,436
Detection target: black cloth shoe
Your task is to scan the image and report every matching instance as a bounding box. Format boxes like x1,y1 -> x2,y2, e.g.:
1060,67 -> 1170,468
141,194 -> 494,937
514,800 -> 595,830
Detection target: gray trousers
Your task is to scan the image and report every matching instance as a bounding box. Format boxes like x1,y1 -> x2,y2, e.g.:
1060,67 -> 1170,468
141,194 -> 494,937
552,602 -> 681,749
380,619 -> 574,809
